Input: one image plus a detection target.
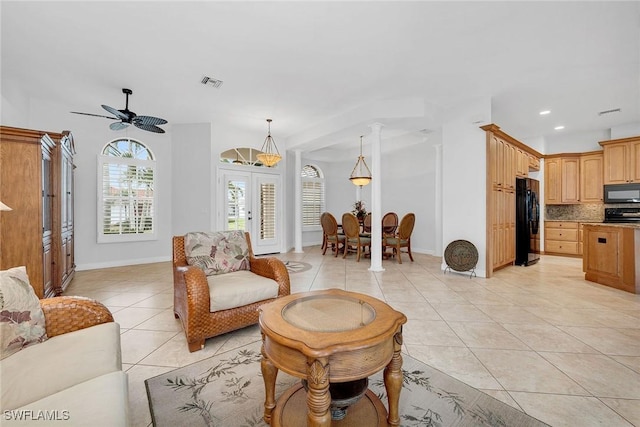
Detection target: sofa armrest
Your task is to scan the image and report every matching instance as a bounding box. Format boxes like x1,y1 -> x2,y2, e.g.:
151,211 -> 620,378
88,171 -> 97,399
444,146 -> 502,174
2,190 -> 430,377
250,256 -> 291,297
40,296 -> 114,338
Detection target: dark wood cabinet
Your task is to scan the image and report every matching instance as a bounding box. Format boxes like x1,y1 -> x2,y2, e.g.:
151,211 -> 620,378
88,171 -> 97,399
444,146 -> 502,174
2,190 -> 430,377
0,126 -> 76,298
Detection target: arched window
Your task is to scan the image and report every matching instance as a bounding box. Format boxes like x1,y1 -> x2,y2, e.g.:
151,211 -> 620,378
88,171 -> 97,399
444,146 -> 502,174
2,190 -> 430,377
219,147 -> 268,167
301,164 -> 325,228
97,138 -> 157,242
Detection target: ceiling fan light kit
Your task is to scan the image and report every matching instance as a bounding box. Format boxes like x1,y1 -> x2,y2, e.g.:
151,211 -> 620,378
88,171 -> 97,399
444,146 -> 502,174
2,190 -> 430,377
256,118 -> 282,167
71,88 -> 168,134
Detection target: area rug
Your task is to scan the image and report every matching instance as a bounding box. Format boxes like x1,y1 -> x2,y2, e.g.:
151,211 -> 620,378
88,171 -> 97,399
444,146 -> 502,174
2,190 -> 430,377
145,341 -> 548,427
282,260 -> 313,274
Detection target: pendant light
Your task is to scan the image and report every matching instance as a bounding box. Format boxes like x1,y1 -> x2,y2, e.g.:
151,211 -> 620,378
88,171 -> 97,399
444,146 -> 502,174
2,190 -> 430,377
256,119 -> 282,167
349,135 -> 372,187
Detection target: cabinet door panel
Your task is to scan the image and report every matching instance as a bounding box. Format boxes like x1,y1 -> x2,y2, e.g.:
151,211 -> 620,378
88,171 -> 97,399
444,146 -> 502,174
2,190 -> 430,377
580,154 -> 603,203
631,141 -> 640,183
561,158 -> 580,203
585,230 -> 618,275
545,158 -> 561,204
603,143 -> 629,184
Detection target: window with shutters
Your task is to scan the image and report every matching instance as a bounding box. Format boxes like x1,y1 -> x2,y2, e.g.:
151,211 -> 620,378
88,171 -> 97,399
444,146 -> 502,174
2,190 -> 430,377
97,138 -> 157,243
301,164 -> 325,230
260,182 -> 276,240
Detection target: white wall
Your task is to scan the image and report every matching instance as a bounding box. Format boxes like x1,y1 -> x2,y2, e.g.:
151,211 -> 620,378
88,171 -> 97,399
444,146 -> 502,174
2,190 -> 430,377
171,123 -> 212,236
543,129 -> 610,153
1,93 -> 174,270
611,122 -> 640,140
441,98 -> 491,277
306,133 -> 438,255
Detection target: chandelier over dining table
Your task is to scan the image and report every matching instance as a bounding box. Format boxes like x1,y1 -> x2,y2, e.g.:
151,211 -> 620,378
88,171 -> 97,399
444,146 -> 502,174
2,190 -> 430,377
349,135 -> 372,187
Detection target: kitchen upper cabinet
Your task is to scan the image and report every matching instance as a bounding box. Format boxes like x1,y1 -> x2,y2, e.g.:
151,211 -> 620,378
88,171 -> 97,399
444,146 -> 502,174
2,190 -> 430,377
528,154 -> 540,171
600,136 -> 640,184
580,152 -> 603,203
561,157 -> 580,203
545,153 -> 600,205
545,157 -> 561,204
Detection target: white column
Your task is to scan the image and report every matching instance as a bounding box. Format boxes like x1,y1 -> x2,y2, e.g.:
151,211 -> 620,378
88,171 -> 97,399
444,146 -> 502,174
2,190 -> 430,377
434,144 -> 443,256
294,150 -> 303,253
369,122 -> 384,272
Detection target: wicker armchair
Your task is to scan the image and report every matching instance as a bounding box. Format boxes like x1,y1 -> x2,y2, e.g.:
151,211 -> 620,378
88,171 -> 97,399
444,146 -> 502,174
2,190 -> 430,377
40,296 -> 114,337
173,232 -> 290,352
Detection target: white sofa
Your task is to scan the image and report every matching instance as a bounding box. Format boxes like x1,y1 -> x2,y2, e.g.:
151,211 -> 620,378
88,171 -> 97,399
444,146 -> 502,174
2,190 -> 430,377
1,296 -> 129,426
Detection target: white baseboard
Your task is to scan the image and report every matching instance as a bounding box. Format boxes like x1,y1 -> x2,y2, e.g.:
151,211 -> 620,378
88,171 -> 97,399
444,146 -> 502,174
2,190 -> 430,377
76,255 -> 171,271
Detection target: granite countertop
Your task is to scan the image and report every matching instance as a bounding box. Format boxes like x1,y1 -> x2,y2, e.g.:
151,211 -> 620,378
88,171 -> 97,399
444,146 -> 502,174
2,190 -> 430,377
582,222 -> 640,229
545,219 -> 602,223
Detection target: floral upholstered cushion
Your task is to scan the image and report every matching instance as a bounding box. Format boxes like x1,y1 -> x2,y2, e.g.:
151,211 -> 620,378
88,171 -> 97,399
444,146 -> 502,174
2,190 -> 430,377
0,266 -> 48,360
184,231 -> 250,276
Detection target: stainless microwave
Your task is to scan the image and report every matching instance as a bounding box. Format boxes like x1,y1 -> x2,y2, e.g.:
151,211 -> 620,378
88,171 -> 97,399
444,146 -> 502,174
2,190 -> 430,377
604,183 -> 640,203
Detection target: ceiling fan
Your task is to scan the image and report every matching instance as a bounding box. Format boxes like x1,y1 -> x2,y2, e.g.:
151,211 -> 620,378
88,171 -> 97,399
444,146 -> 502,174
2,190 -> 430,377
71,88 -> 167,133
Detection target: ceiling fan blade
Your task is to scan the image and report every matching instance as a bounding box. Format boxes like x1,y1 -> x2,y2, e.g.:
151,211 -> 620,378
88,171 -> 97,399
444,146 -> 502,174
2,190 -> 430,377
70,111 -> 119,120
109,121 -> 130,131
134,122 -> 165,133
102,104 -> 130,121
133,115 -> 168,126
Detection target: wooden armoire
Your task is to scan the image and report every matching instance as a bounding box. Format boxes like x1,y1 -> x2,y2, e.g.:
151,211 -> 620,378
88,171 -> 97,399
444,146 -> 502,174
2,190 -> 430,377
0,126 -> 76,298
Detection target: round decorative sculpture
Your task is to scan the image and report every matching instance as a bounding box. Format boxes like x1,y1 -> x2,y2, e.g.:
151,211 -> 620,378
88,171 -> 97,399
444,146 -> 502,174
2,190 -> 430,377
444,240 -> 478,276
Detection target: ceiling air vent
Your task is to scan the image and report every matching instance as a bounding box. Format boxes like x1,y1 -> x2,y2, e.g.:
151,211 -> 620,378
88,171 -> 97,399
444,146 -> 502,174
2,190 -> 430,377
598,108 -> 621,116
201,76 -> 223,88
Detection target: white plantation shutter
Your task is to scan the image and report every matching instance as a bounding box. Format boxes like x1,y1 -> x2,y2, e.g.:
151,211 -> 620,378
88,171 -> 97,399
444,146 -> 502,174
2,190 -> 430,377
301,165 -> 325,228
260,182 -> 276,240
302,181 -> 324,226
98,138 -> 157,242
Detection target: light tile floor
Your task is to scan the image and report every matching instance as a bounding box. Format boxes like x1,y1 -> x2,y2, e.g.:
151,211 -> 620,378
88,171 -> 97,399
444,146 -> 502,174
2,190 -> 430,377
66,249 -> 640,427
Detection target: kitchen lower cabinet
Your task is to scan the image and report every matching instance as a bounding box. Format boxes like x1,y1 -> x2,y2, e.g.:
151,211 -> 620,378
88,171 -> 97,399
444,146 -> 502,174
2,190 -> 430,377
545,221 -> 581,256
583,224 -> 639,294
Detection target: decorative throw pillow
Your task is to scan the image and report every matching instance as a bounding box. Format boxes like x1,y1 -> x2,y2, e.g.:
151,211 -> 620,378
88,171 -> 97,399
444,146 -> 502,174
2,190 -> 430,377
0,266 -> 48,360
184,231 -> 250,276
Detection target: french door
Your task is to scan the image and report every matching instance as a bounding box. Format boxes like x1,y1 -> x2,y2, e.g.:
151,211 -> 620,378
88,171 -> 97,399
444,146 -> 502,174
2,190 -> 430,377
218,167 -> 282,255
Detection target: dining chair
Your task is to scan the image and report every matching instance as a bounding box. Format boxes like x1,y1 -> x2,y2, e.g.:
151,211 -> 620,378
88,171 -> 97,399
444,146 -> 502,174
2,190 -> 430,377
383,213 -> 415,264
362,212 -> 372,233
342,213 -> 371,262
382,212 -> 399,237
321,212 -> 346,257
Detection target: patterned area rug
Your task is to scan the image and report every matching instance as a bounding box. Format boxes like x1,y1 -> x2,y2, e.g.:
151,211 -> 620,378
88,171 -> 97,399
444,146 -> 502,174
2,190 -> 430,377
145,341 -> 548,427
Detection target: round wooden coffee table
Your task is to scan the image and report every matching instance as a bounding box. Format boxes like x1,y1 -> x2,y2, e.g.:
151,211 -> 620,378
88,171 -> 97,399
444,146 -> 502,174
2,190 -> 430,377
259,289 -> 407,427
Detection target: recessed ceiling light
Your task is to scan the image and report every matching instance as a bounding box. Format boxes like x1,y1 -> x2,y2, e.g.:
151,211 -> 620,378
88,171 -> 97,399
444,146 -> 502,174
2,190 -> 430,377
539,110 -> 551,115
554,125 -> 565,130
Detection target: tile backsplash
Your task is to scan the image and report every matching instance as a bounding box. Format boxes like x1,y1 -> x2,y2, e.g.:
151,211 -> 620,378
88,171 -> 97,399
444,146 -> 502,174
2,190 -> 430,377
545,204 -> 604,221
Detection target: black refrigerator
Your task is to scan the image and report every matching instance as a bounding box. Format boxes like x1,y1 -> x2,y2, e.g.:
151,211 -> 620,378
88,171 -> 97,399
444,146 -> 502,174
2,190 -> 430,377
515,178 -> 541,266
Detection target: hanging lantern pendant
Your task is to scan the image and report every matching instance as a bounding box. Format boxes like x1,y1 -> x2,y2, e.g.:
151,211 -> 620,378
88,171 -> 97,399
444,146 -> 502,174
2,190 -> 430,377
257,118 -> 282,167
350,135 -> 372,187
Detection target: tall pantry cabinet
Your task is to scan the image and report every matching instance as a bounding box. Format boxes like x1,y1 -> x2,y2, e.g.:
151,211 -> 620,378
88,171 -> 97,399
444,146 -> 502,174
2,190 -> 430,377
0,126 -> 76,298
482,124 -> 542,277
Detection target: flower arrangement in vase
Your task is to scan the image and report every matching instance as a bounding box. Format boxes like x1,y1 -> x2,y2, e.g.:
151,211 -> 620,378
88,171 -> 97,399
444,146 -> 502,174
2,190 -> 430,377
352,201 -> 367,221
